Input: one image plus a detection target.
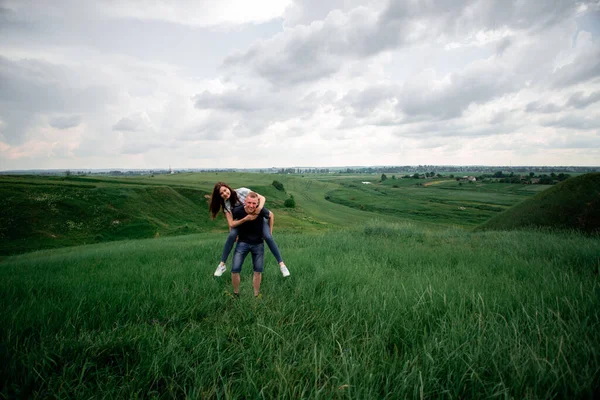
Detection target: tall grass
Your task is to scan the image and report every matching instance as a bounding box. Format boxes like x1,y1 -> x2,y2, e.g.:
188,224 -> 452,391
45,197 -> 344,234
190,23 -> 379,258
1,225 -> 599,398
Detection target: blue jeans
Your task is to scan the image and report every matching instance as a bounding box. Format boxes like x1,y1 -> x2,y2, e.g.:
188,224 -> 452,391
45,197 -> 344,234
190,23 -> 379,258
220,218 -> 283,264
231,242 -> 264,273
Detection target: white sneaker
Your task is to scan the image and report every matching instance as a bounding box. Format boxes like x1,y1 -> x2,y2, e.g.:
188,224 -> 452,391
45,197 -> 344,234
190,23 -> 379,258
280,264 -> 290,277
214,264 -> 226,277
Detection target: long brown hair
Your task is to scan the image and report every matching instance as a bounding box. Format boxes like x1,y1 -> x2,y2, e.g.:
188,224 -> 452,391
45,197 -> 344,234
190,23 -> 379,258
209,182 -> 239,219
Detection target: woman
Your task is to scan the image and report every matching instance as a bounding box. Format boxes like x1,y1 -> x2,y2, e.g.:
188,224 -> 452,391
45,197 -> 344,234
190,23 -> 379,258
209,182 -> 290,277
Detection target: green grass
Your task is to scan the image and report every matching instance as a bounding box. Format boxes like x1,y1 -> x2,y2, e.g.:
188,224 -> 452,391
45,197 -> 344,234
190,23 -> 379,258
322,178 -> 536,227
1,224 -> 599,398
0,178 -> 222,255
2,172 -> 599,397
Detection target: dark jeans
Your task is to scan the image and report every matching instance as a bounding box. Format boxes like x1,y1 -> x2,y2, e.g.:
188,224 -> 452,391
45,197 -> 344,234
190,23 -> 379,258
220,218 -> 283,263
231,242 -> 264,273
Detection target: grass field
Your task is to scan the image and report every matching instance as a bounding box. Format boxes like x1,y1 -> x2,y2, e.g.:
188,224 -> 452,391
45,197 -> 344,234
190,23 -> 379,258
1,173 -> 599,398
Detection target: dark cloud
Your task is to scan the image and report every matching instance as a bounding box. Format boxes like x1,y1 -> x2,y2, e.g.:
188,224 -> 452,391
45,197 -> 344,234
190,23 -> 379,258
120,141 -> 164,155
496,37 -> 512,56
178,114 -> 232,141
192,89 -> 281,137
224,6 -> 415,85
541,115 -> 600,130
112,112 -> 156,133
341,84 -> 398,117
191,87 -> 332,136
0,56 -> 115,144
396,117 -> 521,139
49,115 -> 82,129
566,91 -> 600,109
283,0 -> 382,27
552,46 -> 600,88
543,135 -> 600,149
231,118 -> 271,137
467,0 -> 581,31
337,60 -> 524,124
227,0 -> 586,86
397,61 -> 520,119
489,110 -> 513,124
525,101 -> 562,114
193,89 -> 266,112
113,117 -> 141,132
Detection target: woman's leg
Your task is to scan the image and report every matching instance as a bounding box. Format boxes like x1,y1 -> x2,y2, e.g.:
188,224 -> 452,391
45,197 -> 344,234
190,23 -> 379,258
220,227 -> 239,264
262,219 -> 284,264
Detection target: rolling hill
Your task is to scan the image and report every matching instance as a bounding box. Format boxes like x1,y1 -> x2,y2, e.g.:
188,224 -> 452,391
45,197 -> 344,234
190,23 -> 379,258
477,173 -> 600,234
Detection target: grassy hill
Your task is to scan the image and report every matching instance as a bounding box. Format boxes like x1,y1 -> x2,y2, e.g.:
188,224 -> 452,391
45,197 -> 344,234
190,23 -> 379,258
315,176 -> 543,227
0,172 -> 558,256
1,224 -> 598,398
0,173 -> 469,256
0,175 -> 223,255
477,173 -> 600,234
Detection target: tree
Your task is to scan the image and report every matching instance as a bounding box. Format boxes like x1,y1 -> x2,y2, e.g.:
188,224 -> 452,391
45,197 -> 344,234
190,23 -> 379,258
381,173 -> 388,181
272,180 -> 285,191
557,173 -> 570,181
412,173 -> 420,179
284,194 -> 296,208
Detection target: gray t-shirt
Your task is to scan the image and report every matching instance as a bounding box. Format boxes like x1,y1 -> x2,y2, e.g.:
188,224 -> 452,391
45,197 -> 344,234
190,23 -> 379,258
224,187 -> 251,213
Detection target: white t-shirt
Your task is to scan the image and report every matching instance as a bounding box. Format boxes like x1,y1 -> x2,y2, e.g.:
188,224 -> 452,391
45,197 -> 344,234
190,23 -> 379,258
224,187 -> 251,213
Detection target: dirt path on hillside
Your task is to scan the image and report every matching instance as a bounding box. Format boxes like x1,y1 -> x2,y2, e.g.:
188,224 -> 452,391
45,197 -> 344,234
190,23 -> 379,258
423,180 -> 453,187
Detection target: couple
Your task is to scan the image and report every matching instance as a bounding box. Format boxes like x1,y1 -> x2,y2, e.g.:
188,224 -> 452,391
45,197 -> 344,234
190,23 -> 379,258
209,182 -> 290,296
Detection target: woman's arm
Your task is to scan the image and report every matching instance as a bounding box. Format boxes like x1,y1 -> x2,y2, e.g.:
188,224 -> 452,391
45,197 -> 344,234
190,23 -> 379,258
269,211 -> 274,235
255,193 -> 266,213
225,211 -> 257,229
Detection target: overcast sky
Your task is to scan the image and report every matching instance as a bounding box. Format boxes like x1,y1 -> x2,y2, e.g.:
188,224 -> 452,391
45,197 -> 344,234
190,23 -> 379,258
1,0 -> 599,170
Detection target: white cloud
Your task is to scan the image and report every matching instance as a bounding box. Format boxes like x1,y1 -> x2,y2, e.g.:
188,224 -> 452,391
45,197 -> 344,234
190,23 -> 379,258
1,0 -> 600,169
1,0 -> 291,27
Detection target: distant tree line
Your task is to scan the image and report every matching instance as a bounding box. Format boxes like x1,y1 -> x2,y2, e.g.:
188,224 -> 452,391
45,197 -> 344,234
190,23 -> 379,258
477,171 -> 571,184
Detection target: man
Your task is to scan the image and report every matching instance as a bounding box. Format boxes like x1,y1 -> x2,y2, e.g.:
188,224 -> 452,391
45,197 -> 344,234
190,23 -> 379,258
230,191 -> 274,297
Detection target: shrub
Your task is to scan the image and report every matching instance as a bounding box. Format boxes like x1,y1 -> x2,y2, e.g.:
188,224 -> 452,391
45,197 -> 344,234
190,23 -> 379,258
272,180 -> 285,191
284,195 -> 296,208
